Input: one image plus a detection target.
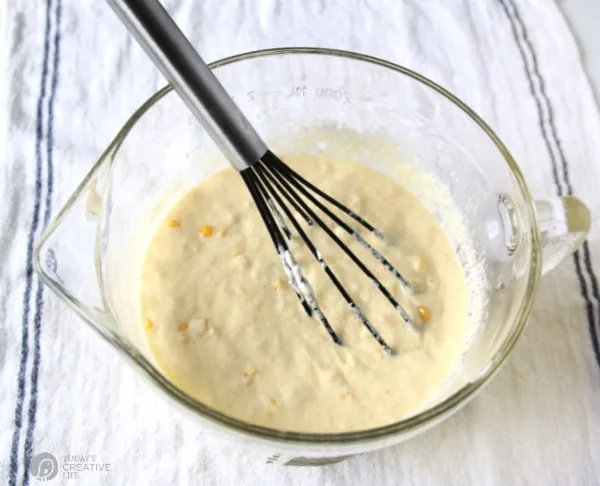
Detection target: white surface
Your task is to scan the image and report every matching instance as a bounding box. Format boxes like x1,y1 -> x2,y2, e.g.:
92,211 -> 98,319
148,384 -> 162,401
1,0 -> 600,485
559,0 -> 600,103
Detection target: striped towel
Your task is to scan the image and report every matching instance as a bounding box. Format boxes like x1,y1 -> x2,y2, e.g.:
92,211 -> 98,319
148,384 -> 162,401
1,0 -> 599,485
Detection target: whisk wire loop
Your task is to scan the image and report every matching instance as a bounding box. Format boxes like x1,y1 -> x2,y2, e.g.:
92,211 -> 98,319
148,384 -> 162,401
242,152 -> 419,354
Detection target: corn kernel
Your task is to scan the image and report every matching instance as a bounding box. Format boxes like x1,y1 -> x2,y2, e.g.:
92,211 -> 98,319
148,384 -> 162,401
233,250 -> 244,258
178,322 -> 190,332
244,369 -> 257,377
168,219 -> 181,228
417,305 -> 432,322
269,397 -> 278,406
414,256 -> 426,271
200,225 -> 214,237
273,279 -> 286,289
144,317 -> 154,330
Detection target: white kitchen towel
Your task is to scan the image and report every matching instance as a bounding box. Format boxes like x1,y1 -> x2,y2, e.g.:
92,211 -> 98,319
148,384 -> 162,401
1,0 -> 599,485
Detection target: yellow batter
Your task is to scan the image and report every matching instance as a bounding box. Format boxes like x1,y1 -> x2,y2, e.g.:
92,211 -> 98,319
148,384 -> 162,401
140,155 -> 467,433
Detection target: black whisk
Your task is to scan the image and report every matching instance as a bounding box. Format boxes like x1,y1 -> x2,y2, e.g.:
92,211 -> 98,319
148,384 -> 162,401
109,0 -> 418,355
241,152 -> 418,355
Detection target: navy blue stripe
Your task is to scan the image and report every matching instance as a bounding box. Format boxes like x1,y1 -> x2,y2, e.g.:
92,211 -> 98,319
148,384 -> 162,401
507,0 -> 600,368
499,0 -> 600,367
575,247 -> 600,366
583,243 -> 600,324
507,0 -> 572,195
8,1 -> 54,484
22,1 -> 62,484
497,0 -> 562,194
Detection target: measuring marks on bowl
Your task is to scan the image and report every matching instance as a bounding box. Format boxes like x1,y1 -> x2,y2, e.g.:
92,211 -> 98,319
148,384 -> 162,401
287,85 -> 351,104
234,85 -> 352,106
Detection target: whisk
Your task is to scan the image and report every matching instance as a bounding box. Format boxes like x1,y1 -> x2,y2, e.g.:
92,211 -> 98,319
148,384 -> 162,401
108,0 -> 419,355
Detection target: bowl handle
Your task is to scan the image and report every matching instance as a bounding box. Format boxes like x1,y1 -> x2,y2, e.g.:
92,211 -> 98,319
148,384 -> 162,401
535,196 -> 591,275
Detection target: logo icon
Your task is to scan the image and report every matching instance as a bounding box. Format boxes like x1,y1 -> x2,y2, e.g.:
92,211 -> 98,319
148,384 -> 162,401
31,452 -> 58,482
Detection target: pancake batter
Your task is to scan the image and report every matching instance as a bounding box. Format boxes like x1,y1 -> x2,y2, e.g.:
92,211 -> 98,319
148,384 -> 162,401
140,155 -> 468,433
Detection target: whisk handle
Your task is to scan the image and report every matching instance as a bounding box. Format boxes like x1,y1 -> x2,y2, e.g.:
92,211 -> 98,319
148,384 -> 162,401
107,0 -> 267,171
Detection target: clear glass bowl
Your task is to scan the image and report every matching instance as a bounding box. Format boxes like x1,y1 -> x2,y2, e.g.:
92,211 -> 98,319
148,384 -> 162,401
35,48 -> 590,465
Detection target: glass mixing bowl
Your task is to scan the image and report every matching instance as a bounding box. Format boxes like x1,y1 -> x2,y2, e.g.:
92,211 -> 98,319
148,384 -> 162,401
35,48 -> 590,465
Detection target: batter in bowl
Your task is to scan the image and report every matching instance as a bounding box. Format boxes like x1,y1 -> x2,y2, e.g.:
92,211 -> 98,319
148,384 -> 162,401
140,155 -> 468,433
